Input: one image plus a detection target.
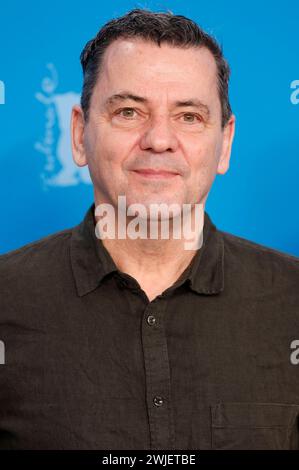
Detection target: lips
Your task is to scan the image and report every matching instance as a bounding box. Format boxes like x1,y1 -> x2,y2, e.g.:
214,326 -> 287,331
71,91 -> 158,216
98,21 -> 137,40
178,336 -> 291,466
132,169 -> 180,177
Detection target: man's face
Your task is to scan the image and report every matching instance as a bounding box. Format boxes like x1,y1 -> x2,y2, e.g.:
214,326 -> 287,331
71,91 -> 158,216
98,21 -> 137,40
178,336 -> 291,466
72,38 -> 235,212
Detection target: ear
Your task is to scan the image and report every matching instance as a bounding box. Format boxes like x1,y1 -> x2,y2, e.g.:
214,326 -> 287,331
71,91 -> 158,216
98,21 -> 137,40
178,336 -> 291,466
71,104 -> 88,167
217,114 -> 236,175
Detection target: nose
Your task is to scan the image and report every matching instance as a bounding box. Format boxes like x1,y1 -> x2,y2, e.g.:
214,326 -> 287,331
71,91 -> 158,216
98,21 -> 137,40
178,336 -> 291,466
139,114 -> 179,153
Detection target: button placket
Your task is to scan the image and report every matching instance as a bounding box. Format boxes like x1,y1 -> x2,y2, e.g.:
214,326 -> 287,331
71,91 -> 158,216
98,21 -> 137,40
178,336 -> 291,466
142,302 -> 175,449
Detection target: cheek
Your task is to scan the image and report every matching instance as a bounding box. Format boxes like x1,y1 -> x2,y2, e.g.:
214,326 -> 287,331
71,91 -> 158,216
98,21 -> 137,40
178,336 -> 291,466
185,138 -> 219,180
183,138 -> 209,170
87,127 -> 118,170
96,124 -> 138,163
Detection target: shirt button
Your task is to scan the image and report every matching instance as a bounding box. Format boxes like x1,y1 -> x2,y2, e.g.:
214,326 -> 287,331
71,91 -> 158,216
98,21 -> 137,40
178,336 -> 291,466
153,396 -> 164,407
147,315 -> 156,326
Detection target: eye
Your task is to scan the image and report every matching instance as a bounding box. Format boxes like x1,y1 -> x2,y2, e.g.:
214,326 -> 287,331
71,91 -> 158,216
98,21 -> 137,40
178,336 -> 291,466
117,107 -> 137,118
181,113 -> 202,123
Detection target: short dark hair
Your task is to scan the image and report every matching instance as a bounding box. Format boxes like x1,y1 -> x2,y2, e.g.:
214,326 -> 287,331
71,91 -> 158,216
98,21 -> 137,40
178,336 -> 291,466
80,8 -> 232,129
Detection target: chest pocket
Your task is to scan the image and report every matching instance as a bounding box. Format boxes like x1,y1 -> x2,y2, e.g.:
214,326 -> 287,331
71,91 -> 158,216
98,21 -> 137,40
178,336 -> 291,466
211,402 -> 299,449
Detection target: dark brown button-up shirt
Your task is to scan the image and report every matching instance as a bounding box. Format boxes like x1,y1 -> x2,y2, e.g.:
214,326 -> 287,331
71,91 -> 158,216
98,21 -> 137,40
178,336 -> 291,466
1,202 -> 299,450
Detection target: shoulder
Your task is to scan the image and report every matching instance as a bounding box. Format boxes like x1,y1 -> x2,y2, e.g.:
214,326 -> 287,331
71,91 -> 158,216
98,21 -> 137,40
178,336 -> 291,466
0,227 -> 74,282
219,228 -> 299,286
221,229 -> 299,264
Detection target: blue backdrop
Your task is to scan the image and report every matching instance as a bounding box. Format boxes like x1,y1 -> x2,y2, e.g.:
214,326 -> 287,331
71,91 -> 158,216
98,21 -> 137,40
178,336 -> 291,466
0,0 -> 298,255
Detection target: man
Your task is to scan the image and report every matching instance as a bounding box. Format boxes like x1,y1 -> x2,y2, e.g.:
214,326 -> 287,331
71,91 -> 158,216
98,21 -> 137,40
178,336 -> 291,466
0,9 -> 299,450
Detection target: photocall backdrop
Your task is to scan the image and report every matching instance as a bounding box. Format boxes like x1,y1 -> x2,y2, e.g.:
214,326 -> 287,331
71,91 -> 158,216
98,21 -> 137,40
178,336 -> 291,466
0,0 -> 298,255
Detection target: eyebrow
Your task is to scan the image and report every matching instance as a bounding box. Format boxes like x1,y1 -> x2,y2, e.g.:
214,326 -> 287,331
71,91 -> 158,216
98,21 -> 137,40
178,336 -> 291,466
105,92 -> 210,118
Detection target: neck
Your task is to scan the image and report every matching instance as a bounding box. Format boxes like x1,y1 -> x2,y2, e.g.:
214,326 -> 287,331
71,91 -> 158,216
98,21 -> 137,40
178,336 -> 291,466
93,196 -> 205,285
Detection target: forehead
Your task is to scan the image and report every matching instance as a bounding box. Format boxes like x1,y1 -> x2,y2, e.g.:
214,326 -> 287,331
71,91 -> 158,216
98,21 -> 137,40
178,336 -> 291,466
96,38 -> 219,103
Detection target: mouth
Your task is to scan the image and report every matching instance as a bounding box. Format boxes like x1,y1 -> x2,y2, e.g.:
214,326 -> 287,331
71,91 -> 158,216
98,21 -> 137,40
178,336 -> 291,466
131,169 -> 180,179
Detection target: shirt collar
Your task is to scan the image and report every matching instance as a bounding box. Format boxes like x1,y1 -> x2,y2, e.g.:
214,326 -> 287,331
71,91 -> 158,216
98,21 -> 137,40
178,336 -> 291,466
70,202 -> 224,297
